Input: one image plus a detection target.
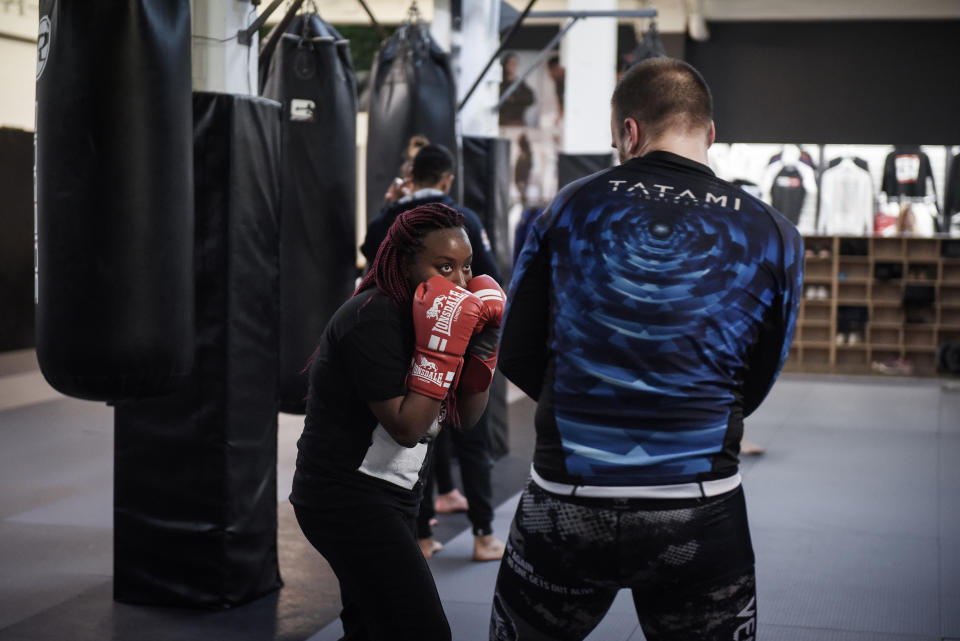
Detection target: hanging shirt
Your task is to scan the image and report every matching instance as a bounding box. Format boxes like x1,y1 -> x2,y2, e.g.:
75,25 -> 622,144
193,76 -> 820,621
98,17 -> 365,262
944,153 -> 960,231
761,161 -> 818,233
818,157 -> 875,235
881,146 -> 936,199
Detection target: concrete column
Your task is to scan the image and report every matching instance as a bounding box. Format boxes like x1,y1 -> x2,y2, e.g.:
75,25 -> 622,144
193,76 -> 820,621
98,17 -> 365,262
457,0 -> 501,138
561,0 -> 618,154
190,0 -> 258,95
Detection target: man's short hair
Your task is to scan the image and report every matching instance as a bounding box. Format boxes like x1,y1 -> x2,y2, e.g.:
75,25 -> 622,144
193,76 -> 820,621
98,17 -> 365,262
611,57 -> 713,141
412,144 -> 454,187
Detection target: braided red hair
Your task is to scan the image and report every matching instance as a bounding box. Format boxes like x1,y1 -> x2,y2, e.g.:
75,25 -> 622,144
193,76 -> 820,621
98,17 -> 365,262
356,202 -> 467,426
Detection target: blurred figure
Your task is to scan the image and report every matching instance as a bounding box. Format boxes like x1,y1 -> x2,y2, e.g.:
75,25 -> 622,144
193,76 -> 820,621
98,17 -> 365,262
499,53 -> 535,127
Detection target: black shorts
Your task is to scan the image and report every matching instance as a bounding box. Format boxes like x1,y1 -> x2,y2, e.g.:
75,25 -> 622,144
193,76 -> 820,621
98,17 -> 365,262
490,479 -> 757,641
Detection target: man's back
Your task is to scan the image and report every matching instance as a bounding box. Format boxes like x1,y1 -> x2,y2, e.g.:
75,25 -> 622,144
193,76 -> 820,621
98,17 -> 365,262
500,150 -> 803,487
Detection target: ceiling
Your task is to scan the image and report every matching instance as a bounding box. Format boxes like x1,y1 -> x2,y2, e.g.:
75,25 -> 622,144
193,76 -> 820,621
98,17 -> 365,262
252,0 -> 960,36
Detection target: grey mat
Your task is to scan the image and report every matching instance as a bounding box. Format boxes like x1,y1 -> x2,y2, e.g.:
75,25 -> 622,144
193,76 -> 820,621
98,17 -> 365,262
2,372 -> 959,640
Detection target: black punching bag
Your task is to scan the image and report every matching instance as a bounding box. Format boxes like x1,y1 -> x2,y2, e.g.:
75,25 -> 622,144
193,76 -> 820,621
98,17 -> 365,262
34,0 -> 194,401
261,13 -> 358,414
114,92 -> 283,608
366,22 -> 457,222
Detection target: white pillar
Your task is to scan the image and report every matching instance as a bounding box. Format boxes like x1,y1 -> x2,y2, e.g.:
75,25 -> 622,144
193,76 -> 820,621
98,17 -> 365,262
457,0 -> 501,138
562,0 -> 618,154
430,0 -> 453,54
190,0 -> 258,95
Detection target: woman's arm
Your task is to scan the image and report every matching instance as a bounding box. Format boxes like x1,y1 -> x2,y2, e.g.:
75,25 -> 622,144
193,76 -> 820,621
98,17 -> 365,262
368,393 -> 443,448
456,387 -> 490,430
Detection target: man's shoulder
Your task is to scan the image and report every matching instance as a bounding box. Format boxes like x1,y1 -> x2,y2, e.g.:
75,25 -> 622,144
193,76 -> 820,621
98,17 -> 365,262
556,166 -> 617,205
444,197 -> 483,225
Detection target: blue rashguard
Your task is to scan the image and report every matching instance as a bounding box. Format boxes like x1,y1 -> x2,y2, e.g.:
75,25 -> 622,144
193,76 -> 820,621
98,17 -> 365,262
499,150 -> 803,489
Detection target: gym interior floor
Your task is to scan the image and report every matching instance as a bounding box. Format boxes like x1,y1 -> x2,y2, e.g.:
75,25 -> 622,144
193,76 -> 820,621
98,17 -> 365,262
0,348 -> 958,641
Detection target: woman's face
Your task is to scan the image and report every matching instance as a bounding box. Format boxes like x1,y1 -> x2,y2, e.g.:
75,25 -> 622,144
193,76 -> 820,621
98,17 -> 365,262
406,227 -> 473,291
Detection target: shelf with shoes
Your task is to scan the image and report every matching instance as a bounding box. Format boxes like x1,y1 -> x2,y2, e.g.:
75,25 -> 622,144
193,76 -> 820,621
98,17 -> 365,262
786,233 -> 958,377
941,261 -> 960,283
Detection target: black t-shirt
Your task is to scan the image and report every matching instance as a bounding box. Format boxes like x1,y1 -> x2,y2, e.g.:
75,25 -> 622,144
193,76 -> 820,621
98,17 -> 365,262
499,80 -> 534,126
770,165 -> 807,226
290,288 -> 435,513
881,146 -> 935,199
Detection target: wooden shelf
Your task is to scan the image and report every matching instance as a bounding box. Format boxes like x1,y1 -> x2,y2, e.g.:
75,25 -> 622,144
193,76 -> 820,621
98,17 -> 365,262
791,234 -> 955,377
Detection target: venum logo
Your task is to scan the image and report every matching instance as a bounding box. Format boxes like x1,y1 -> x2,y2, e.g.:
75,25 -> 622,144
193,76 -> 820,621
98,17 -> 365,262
37,16 -> 51,80
732,596 -> 756,641
429,289 -> 468,337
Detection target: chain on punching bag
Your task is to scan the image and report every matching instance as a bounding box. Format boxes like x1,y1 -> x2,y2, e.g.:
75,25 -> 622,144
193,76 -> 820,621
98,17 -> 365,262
261,12 -> 358,414
35,0 -> 194,401
365,20 -> 457,222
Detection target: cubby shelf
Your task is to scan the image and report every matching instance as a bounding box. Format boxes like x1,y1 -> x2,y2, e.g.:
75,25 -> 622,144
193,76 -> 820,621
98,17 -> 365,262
786,235 -> 960,376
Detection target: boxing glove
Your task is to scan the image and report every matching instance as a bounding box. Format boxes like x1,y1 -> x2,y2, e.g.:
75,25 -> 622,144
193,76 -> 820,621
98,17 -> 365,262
459,275 -> 506,393
407,276 -> 484,400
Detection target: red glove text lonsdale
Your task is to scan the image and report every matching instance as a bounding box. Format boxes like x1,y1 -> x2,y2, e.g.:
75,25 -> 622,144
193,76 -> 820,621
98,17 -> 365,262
406,276 -> 484,400
459,275 -> 506,393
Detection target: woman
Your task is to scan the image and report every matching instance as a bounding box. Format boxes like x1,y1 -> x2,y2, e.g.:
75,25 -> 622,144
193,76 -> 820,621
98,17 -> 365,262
290,203 -> 504,641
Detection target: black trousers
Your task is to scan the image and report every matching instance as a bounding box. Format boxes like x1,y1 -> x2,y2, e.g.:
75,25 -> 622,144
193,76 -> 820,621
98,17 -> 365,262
294,500 -> 451,641
417,404 -> 496,538
490,480 -> 757,641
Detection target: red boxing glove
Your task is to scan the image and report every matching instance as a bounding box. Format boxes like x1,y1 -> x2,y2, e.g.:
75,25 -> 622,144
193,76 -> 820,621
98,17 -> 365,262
459,275 -> 506,393
407,276 -> 484,400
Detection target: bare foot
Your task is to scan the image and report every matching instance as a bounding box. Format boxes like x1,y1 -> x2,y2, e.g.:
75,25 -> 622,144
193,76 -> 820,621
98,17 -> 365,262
473,535 -> 505,562
740,438 -> 766,456
435,488 -> 469,514
419,537 -> 443,559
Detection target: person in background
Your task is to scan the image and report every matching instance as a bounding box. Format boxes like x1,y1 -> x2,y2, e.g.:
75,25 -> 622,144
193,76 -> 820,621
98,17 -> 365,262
383,134 -> 431,206
514,133 -> 533,207
499,52 -> 535,127
546,54 -> 564,122
362,144 -> 507,563
490,57 -> 803,640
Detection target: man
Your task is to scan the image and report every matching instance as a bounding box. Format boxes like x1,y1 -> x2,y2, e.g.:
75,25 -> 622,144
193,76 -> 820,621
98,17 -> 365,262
499,53 -> 535,127
490,58 -> 803,640
361,144 -> 506,563
362,144 -> 500,283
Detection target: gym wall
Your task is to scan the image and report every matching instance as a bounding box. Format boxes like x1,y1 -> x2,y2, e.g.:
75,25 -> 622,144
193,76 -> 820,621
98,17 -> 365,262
0,127 -> 34,352
686,20 -> 960,145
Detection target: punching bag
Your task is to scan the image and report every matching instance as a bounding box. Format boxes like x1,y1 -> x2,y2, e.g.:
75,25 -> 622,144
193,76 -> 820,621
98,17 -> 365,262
261,13 -> 358,414
114,92 -> 283,608
35,0 -> 194,401
366,21 -> 457,222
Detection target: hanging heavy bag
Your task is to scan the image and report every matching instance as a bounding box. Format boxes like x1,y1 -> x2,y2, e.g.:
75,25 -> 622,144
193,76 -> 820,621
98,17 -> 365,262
34,0 -> 194,401
366,20 -> 457,222
261,12 -> 358,414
